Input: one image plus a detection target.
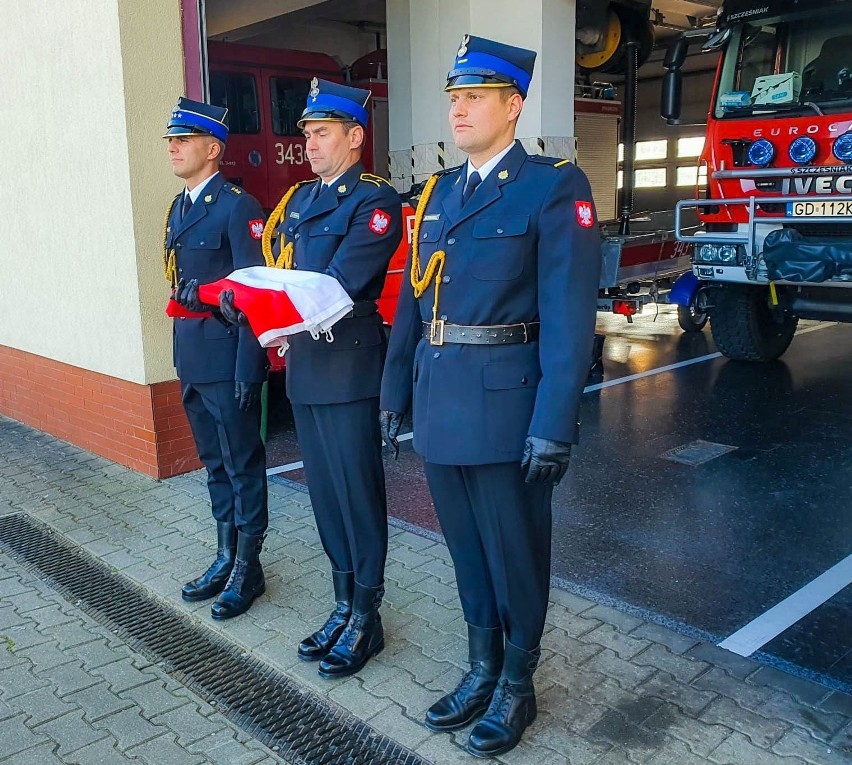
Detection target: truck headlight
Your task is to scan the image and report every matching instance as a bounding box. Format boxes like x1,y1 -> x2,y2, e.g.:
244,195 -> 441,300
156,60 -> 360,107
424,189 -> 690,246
694,243 -> 742,264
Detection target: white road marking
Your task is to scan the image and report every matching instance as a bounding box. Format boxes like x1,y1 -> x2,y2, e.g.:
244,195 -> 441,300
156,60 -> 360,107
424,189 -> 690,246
718,553 -> 852,657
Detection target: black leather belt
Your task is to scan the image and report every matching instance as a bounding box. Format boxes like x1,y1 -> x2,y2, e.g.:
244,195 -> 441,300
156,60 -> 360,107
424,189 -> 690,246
422,321 -> 540,346
343,300 -> 378,319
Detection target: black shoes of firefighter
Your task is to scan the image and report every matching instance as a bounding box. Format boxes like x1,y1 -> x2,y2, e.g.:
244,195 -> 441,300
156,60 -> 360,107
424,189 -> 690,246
181,522 -> 236,602
425,624 -> 503,732
317,582 -> 384,678
297,570 -> 354,661
210,532 -> 266,620
466,641 -> 540,758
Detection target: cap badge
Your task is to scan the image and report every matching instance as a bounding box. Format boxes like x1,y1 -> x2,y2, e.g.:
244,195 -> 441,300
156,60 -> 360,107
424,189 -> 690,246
204,194 -> 213,203
457,34 -> 470,58
309,77 -> 320,98
498,169 -> 509,180
337,184 -> 347,193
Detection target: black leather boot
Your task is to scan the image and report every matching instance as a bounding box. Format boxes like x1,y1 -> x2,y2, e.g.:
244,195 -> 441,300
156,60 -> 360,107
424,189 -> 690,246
466,641 -> 540,758
210,532 -> 265,620
181,522 -> 236,602
317,582 -> 384,678
297,570 -> 354,661
425,624 -> 503,731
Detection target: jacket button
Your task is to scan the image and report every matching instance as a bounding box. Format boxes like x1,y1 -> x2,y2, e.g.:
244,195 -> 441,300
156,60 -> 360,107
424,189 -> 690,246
354,339 -> 360,346
521,376 -> 528,384
433,351 -> 441,359
324,226 -> 330,231
497,228 -> 504,235
447,237 -> 456,245
295,233 -> 301,240
176,243 -> 183,248
178,268 -> 183,274
442,275 -> 451,284
422,232 -> 429,239
199,241 -> 205,246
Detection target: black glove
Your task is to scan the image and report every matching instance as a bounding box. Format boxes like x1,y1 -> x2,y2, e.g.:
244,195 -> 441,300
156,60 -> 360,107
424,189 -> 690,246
521,436 -> 572,485
220,289 -> 248,326
174,278 -> 209,313
380,411 -> 404,460
235,382 -> 261,411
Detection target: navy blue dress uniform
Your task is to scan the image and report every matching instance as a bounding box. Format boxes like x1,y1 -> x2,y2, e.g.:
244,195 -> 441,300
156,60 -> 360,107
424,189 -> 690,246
162,97 -> 269,620
262,80 -> 402,677
380,36 -> 602,756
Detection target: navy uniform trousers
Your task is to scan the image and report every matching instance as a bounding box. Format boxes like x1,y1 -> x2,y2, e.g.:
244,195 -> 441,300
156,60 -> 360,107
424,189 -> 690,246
166,172 -> 269,536
274,163 -> 403,587
382,142 -> 602,650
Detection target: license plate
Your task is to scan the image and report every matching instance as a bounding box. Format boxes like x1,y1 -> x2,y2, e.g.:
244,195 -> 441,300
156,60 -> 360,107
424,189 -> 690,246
786,200 -> 852,217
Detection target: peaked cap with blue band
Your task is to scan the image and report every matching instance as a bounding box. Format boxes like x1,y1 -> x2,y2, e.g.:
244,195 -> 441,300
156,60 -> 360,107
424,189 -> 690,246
445,34 -> 536,98
297,78 -> 371,129
163,97 -> 229,142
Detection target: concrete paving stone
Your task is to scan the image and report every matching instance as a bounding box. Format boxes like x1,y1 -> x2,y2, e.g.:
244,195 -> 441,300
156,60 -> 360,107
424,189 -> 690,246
404,596 -> 461,630
62,738 -> 144,765
413,557 -> 456,585
7,685 -> 76,727
582,605 -> 645,634
547,587 -> 597,615
543,629 -> 606,667
117,680 -> 189,717
4,590 -> 55,614
545,608 -> 602,639
709,731 -> 808,765
62,527 -> 103,546
18,642 -> 76,672
587,709 -> 676,765
41,622 -> 101,651
758,690 -> 849,743
66,639 -> 131,670
151,701 -> 228,746
700,696 -> 789,749
185,728 -> 246,755
91,658 -> 157,694
772,726 -> 852,765
25,605 -> 80,630
119,561 -> 160,583
491,739 -> 572,765
210,616 -> 283,650
624,645 -> 708,690
581,624 -> 653,661
646,739 -> 716,765
749,666 -> 834,707
537,685 -> 609,734
0,606 -> 29,631
36,660 -> 103,698
0,663 -> 52,700
685,644 -> 759,681
581,649 -> 657,692
100,550 -> 144,571
537,654 -> 608,697
369,671 -> 443,717
411,577 -> 460,608
127,732 -> 207,765
691,666 -> 777,712
380,642 -> 456,686
34,709 -> 111,757
382,580 -> 429,611
587,748 -> 636,765
327,676 -> 395,719
641,702 -> 732,758
394,530 -> 439,553
384,559 -> 431,589
396,620 -> 460,661
829,721 -> 852,752
65,682 -> 134,722
0,742 -> 63,764
277,539 -> 326,568
93,707 -> 168,751
408,733 -> 475,765
526,710 -> 611,764
821,691 -> 852,718
636,672 -> 718,717
365,702 -> 434,751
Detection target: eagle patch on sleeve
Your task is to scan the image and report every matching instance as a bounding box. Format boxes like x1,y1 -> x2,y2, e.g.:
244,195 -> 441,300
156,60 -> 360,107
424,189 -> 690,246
575,201 -> 595,228
249,219 -> 265,239
369,209 -> 391,235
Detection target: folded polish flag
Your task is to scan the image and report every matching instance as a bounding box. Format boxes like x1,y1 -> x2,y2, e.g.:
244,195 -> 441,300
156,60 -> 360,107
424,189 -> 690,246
165,295 -> 212,319
197,266 -> 353,348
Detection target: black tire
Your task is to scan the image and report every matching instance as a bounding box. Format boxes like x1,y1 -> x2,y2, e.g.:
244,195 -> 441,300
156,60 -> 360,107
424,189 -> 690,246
709,285 -> 798,362
677,301 -> 708,333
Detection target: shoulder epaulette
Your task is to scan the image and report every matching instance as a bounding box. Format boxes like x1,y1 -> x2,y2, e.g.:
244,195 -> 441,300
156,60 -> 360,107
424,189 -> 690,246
360,172 -> 392,187
434,163 -> 464,178
223,183 -> 244,195
529,155 -> 571,168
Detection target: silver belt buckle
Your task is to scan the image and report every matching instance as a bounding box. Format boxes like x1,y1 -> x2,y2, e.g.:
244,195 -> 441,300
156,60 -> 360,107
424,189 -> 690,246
429,319 -> 445,346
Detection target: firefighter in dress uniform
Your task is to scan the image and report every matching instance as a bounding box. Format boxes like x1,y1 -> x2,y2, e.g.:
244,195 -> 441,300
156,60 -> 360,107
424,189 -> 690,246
380,36 -> 602,756
163,97 -> 269,620
221,80 -> 403,677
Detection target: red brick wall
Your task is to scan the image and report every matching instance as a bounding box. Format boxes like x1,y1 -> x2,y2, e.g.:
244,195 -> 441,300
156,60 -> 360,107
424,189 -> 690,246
0,345 -> 201,479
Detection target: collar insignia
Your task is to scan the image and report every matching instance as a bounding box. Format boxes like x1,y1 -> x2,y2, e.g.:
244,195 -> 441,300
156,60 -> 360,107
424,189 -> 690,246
204,194 -> 213,203
498,169 -> 509,180
337,184 -> 347,193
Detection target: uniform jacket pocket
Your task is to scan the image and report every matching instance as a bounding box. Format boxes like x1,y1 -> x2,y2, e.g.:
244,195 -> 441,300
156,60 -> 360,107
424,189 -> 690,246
482,359 -> 541,390
470,216 -> 529,280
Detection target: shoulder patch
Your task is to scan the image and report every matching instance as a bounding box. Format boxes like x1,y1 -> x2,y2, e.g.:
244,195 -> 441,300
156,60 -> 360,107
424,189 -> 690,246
223,183 -> 244,195
360,172 -> 392,187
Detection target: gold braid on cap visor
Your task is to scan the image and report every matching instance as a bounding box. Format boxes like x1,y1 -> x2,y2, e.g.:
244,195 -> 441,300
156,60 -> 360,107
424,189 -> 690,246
262,181 -> 313,269
409,173 -> 446,326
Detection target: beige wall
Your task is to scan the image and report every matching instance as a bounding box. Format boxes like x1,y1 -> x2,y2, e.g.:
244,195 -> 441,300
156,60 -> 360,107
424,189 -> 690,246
0,0 -> 185,384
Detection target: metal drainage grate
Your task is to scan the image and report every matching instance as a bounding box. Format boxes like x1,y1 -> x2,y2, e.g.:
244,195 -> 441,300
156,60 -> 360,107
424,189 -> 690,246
0,513 -> 429,765
660,439 -> 738,466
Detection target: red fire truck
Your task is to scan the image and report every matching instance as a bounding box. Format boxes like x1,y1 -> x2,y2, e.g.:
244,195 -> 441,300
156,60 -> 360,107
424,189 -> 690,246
664,0 -> 852,360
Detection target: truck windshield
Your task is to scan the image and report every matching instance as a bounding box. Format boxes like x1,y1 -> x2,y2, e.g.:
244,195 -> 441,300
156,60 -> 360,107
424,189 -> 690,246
714,9 -> 852,119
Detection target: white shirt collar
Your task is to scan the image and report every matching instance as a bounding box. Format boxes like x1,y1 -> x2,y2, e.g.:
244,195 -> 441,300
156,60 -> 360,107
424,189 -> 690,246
466,142 -> 515,183
185,171 -> 219,203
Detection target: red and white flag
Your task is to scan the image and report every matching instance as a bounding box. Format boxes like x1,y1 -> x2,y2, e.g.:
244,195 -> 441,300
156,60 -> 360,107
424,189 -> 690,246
198,266 -> 353,348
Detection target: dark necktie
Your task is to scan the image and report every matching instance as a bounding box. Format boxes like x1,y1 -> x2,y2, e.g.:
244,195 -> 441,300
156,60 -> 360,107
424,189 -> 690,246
462,170 -> 482,206
181,192 -> 193,221
312,182 -> 328,204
